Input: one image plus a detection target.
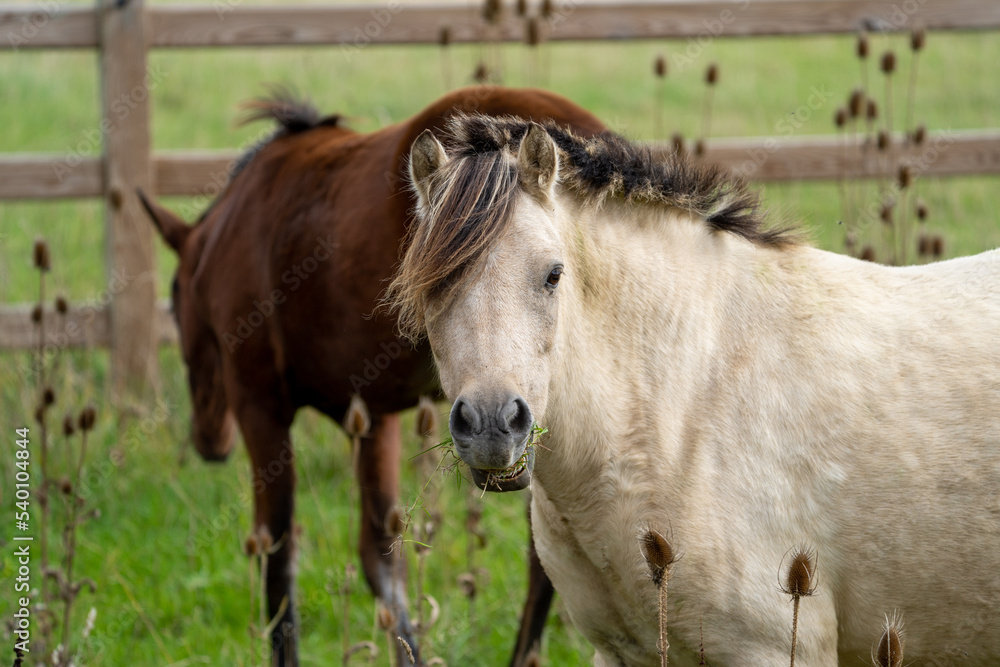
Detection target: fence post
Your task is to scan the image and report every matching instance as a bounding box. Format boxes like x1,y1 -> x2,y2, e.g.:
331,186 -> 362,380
99,0 -> 157,400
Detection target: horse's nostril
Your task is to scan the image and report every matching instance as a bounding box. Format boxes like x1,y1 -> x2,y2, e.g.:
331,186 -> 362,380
451,398 -> 483,439
499,396 -> 532,436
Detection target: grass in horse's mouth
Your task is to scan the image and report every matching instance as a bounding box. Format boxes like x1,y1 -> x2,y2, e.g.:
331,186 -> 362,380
414,423 -> 547,489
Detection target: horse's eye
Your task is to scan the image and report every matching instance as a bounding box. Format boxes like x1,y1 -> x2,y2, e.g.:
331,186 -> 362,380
546,266 -> 562,288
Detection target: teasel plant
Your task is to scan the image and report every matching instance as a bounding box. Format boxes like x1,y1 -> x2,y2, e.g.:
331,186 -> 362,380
641,528 -> 676,666
479,0 -> 505,84
780,546 -> 818,667
905,29 -> 925,144
696,63 -> 719,157
872,612 -> 905,667
833,107 -> 853,253
438,27 -> 453,90
653,54 -> 668,139
48,406 -> 100,667
245,525 -> 289,667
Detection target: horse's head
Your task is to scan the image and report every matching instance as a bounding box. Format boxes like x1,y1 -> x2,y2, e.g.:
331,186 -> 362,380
140,191 -> 236,461
393,120 -> 567,492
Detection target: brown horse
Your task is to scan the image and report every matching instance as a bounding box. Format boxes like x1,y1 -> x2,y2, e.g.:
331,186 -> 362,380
140,86 -> 606,666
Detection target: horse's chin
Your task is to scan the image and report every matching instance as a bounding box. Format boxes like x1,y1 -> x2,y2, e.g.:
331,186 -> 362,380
468,446 -> 534,492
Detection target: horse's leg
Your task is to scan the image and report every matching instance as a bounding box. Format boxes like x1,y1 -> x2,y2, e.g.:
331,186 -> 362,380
357,412 -> 420,666
239,405 -> 298,667
509,502 -> 555,667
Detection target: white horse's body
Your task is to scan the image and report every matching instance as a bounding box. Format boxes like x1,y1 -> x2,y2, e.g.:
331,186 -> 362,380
396,118 -> 1000,665
532,206 -> 1000,665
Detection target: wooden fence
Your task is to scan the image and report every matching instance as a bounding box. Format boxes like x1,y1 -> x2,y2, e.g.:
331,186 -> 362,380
2,0 -> 1000,396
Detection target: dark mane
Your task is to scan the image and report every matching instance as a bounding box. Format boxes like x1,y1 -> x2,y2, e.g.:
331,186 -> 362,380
195,88 -> 343,223
390,113 -> 797,339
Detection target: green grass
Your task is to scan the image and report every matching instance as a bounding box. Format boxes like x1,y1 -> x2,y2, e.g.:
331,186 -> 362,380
1,22 -> 999,666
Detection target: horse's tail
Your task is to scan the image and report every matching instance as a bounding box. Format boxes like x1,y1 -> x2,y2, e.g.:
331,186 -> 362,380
239,84 -> 342,134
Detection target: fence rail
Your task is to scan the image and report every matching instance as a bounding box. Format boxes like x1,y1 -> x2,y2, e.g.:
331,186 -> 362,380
3,0 -> 1000,50
2,0 -> 998,392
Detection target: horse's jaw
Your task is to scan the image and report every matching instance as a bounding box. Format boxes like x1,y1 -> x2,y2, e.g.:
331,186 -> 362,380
467,445 -> 535,492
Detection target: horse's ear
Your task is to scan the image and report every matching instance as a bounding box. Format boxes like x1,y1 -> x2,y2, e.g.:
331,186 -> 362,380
137,189 -> 190,253
517,122 -> 559,202
409,129 -> 448,209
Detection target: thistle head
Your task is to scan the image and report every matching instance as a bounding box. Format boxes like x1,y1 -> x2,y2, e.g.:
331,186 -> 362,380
867,99 -> 878,122
834,108 -> 848,129
873,612 -> 905,667
916,200 -> 928,221
881,51 -> 896,75
898,165 -> 912,189
438,26 -> 451,47
33,239 -> 51,272
910,28 -> 925,52
705,62 -> 719,86
55,295 -> 68,315
848,89 -> 864,118
345,394 -> 371,438
856,32 -> 869,59
654,54 -> 667,78
640,528 -> 676,588
78,405 -> 96,432
912,124 -> 926,146
781,546 -> 818,598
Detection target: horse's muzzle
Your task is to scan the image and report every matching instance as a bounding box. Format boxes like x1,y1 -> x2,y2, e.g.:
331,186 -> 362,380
450,394 -> 534,492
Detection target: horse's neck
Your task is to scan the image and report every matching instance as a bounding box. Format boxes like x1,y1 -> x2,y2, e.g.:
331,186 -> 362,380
539,203 -> 809,505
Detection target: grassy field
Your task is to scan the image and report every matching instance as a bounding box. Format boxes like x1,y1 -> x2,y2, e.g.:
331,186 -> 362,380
2,15 -> 999,666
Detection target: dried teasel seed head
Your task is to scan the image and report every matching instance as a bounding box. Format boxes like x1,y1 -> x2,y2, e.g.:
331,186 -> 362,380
856,31 -> 869,59
43,387 -> 55,406
473,62 -> 489,84
34,405 -> 45,424
78,405 -> 97,432
932,235 -> 944,258
384,506 -> 405,536
910,28 -> 925,52
377,603 -> 396,630
848,89 -> 864,118
62,413 -> 75,437
834,108 -> 848,128
59,477 -> 73,495
31,304 -> 43,324
516,0 -> 527,16
526,17 -> 540,46
782,546 -> 818,598
898,165 -> 912,189
705,62 -> 719,85
55,295 -> 68,315
244,533 -> 260,555
345,394 -> 371,437
33,239 -> 51,272
916,201 -> 928,221
457,573 -> 477,599
482,0 -> 501,24
860,245 -> 876,262
671,132 -> 685,156
694,139 -> 705,157
913,124 -> 926,146
540,0 -> 552,18
438,26 -> 451,47
880,202 -> 895,224
640,529 -> 675,587
415,396 -> 438,438
881,51 -> 896,74
654,54 -> 667,78
867,99 -> 878,122
874,613 -> 905,667
917,234 -> 931,257
877,130 -> 890,151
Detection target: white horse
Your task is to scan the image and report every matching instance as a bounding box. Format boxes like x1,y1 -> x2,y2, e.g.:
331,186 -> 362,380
390,114 -> 1000,666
